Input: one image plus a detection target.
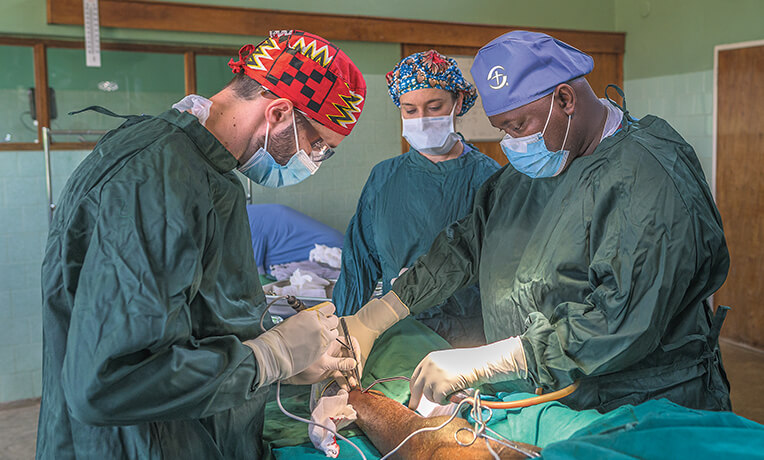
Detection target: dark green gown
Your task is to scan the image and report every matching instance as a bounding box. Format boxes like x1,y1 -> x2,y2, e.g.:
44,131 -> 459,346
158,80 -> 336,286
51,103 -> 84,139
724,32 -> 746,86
37,109 -> 271,459
393,115 -> 731,412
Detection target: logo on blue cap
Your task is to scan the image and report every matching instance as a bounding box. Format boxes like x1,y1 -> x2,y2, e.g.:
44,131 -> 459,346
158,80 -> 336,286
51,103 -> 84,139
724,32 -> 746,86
487,65 -> 508,90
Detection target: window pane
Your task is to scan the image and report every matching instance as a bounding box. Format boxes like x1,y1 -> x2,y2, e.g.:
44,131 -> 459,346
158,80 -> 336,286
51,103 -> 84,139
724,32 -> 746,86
197,54 -> 236,98
0,45 -> 37,143
47,48 -> 185,143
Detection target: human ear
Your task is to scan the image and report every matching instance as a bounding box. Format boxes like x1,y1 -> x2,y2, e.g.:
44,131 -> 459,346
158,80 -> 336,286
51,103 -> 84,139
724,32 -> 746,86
264,98 -> 295,129
556,84 -> 577,117
454,93 -> 464,116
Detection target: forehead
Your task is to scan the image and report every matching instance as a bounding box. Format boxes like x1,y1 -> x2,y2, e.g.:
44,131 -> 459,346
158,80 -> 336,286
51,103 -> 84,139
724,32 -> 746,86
399,87 -> 453,105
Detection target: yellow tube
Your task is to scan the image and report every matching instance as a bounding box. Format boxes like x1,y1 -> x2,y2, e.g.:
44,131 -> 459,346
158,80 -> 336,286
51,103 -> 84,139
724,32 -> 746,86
455,381 -> 580,409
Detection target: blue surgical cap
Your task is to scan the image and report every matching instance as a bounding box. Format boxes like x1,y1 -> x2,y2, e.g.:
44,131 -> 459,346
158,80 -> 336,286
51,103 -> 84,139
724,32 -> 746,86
470,31 -> 594,116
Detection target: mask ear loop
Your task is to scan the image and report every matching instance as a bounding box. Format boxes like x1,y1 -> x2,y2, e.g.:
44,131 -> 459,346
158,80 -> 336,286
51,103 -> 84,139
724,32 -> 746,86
291,110 -> 299,154
560,114 -> 571,152
541,90 -> 572,152
541,91 -> 556,136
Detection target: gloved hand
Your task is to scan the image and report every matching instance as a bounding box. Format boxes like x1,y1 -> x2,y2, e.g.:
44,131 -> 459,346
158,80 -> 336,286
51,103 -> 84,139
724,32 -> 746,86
307,335 -> 364,411
284,335 -> 360,385
244,303 -> 339,388
341,292 -> 409,371
408,336 -> 528,409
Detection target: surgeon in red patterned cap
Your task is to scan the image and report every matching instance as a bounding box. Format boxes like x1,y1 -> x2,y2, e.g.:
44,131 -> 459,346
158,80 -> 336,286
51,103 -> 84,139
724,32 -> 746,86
175,29 -> 367,188
37,30 -> 364,460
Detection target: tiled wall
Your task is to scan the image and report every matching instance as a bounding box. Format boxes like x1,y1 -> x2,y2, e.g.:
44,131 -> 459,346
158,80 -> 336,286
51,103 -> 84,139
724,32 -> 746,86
0,74 -> 399,403
0,149 -> 90,402
624,70 -> 715,185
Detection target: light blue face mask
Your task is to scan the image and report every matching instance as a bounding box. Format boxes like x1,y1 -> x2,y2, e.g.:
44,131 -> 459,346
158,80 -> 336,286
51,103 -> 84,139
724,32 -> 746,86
499,91 -> 572,178
237,112 -> 319,188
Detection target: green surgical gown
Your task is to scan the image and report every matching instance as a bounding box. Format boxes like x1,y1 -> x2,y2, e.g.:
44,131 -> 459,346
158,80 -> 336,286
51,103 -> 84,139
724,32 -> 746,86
37,109 -> 271,459
393,115 -> 731,412
333,145 -> 499,346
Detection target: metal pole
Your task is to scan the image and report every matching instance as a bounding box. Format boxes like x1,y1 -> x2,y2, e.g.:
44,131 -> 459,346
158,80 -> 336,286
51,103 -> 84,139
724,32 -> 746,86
43,127 -> 55,223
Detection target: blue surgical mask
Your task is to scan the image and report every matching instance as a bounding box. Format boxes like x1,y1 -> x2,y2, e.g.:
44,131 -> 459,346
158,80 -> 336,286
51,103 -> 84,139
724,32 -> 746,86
237,112 -> 319,188
500,92 -> 571,178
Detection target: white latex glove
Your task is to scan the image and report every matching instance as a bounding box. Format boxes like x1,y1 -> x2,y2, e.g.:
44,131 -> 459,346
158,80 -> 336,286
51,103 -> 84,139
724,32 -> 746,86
341,292 -> 409,370
284,336 -> 359,385
408,336 -> 528,409
308,335 -> 364,412
244,303 -> 339,388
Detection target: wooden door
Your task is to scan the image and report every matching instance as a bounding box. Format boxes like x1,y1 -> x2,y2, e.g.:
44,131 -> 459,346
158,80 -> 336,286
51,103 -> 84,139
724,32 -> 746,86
715,43 -> 764,350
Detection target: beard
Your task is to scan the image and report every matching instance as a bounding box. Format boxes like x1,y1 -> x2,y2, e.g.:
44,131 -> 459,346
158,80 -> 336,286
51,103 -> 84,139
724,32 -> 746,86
242,122 -> 296,166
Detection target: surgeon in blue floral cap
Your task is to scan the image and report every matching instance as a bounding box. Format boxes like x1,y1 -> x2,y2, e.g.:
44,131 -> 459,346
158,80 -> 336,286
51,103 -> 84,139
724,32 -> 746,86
333,49 -> 500,347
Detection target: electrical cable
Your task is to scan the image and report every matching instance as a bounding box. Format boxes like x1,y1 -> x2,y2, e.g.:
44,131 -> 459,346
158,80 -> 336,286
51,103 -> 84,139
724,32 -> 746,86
275,380 -> 368,460
259,295 -> 287,332
378,398 -> 474,460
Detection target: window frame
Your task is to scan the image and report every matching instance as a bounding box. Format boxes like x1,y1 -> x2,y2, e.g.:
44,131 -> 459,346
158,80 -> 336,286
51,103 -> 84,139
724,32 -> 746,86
0,35 -> 235,151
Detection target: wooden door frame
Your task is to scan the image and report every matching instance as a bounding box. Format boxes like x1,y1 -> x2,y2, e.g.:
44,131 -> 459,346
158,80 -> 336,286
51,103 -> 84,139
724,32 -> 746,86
713,39 -> 764,349
713,38 -> 764,198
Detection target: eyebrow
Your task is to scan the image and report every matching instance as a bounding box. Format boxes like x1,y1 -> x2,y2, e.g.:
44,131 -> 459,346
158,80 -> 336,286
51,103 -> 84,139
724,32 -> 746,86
400,98 -> 447,106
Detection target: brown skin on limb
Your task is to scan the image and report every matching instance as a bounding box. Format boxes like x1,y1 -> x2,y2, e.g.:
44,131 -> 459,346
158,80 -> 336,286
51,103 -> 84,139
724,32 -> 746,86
347,390 -> 540,459
488,77 -> 608,174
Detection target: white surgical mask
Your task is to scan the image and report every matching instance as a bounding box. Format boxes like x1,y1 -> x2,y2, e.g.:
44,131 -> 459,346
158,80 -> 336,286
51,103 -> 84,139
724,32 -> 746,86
401,103 -> 460,156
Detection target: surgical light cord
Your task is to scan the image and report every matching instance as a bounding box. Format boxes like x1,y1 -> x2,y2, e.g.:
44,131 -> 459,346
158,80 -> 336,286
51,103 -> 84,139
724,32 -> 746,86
275,381 -> 368,460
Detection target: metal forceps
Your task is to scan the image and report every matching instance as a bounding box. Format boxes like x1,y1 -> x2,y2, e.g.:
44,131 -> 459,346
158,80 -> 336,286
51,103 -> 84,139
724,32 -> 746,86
339,317 -> 362,388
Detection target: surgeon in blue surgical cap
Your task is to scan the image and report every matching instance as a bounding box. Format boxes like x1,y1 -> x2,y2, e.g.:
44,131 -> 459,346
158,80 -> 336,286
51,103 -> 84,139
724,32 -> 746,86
342,30 -> 732,414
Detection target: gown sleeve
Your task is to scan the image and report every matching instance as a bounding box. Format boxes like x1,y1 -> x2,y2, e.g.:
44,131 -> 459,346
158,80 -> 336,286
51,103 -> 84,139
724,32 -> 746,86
61,144 -> 261,426
520,153 -> 704,389
391,178 -> 493,315
333,182 -> 382,316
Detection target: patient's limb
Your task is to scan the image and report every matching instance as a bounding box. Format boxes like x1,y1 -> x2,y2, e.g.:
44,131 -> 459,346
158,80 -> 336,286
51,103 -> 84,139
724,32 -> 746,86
347,390 -> 540,459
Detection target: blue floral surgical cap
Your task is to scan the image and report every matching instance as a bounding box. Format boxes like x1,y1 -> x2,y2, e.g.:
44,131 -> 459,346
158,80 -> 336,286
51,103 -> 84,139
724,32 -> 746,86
386,50 -> 477,116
